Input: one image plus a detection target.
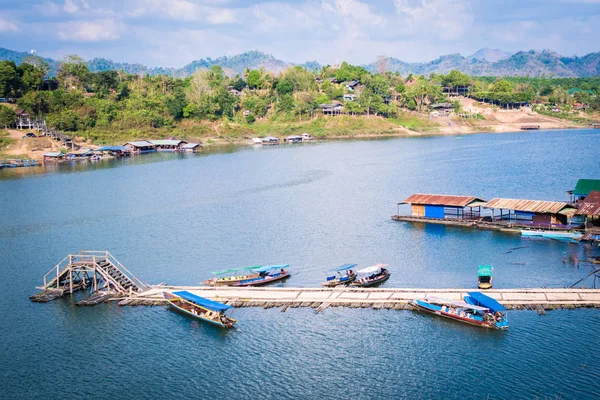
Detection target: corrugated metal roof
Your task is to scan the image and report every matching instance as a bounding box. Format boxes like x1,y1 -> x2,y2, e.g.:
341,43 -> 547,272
97,146 -> 126,151
572,179 -> 600,196
576,191 -> 600,216
182,143 -> 201,149
125,141 -> 155,147
401,194 -> 485,207
484,198 -> 568,213
43,152 -> 62,157
148,140 -> 186,146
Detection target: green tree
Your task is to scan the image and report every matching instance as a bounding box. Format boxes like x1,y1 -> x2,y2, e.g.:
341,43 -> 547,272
0,61 -> 19,97
276,77 -> 293,95
0,105 -> 15,128
246,70 -> 263,89
491,79 -> 512,93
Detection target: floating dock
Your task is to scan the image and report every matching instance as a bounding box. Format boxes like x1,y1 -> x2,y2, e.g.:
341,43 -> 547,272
31,251 -> 600,311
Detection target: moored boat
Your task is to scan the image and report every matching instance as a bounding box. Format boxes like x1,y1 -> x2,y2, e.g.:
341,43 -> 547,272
235,264 -> 290,286
478,265 -> 493,289
410,291 -> 508,330
521,229 -> 583,241
163,291 -> 237,328
203,266 -> 260,286
321,264 -> 357,287
352,264 -> 390,287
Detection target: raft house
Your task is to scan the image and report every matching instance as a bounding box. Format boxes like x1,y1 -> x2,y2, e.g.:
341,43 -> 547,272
148,139 -> 187,152
43,152 -> 64,163
396,194 -> 487,220
576,190 -> 600,230
124,141 -> 156,153
567,179 -> 600,205
181,143 -> 202,152
393,193 -> 582,233
96,146 -> 131,157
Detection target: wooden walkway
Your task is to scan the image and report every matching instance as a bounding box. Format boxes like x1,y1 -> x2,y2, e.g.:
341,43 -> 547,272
118,286 -> 600,310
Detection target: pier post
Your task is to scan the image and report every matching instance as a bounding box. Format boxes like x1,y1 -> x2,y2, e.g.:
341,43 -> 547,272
69,269 -> 73,294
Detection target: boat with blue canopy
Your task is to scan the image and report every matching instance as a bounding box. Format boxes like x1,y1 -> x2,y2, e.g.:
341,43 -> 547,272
352,264 -> 390,287
478,265 -> 493,289
203,266 -> 260,286
410,291 -> 508,330
163,291 -> 237,328
321,264 -> 358,287
235,264 -> 291,286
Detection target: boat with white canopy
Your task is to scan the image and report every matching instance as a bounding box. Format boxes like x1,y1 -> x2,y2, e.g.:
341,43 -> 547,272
235,264 -> 291,286
352,264 -> 390,287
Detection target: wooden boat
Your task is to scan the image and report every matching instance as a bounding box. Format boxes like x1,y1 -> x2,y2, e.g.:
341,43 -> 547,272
352,264 -> 390,287
321,264 -> 357,287
478,265 -> 493,289
203,266 -> 260,286
410,292 -> 508,330
235,264 -> 290,287
521,229 -> 583,241
163,291 -> 237,329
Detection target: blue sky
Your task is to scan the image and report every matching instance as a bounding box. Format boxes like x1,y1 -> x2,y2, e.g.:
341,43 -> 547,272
0,0 -> 598,67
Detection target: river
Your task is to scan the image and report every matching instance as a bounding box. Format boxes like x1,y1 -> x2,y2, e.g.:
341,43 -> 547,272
1,129 -> 599,399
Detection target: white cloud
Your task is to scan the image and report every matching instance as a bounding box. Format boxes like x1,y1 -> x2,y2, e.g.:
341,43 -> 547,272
393,0 -> 474,40
128,0 -> 238,24
0,17 -> 18,32
57,19 -> 122,41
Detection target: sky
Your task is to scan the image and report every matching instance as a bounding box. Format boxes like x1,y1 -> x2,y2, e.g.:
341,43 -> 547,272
0,0 -> 599,67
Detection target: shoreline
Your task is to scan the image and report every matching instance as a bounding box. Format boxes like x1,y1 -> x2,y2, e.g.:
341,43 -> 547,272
0,120 -> 593,162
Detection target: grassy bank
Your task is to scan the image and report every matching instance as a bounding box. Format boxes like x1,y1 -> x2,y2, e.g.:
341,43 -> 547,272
68,113 -> 440,145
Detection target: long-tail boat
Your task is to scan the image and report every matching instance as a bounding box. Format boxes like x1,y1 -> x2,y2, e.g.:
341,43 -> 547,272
410,291 -> 508,330
321,264 -> 357,287
203,266 -> 260,286
477,265 -> 493,289
235,265 -> 290,287
352,264 -> 390,287
163,291 -> 237,329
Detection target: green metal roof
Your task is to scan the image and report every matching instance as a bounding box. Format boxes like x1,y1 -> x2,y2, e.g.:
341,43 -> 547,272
478,265 -> 493,277
573,179 -> 600,196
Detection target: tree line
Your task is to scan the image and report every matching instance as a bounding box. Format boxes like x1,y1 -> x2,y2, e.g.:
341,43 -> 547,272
0,54 -> 599,136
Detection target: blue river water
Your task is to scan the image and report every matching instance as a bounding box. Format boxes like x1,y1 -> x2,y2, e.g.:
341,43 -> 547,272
1,129 -> 599,399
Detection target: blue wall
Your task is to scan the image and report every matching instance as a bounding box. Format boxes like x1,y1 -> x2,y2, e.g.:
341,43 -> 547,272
425,205 -> 445,218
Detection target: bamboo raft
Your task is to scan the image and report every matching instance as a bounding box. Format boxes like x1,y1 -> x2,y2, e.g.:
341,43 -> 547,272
31,251 -> 600,312
112,286 -> 600,311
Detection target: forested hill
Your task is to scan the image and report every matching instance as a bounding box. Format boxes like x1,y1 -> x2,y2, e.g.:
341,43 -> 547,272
370,50 -> 600,78
1,46 -> 599,77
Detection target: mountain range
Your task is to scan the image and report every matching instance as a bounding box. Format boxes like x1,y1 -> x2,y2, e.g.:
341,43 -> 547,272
1,46 -> 599,78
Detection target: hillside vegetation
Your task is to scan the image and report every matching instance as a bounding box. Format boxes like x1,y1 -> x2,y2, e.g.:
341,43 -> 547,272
0,55 -> 598,148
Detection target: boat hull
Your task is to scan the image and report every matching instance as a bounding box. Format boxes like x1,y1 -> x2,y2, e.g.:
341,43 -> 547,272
410,300 -> 506,330
163,293 -> 236,329
521,230 -> 583,241
235,272 -> 291,287
352,272 -> 390,287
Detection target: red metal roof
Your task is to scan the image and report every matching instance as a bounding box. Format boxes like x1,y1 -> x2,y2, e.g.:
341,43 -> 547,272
401,194 -> 485,207
484,198 -> 568,214
576,191 -> 600,216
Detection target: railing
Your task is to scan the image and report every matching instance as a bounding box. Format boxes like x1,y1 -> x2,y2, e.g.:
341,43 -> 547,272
41,251 -> 147,292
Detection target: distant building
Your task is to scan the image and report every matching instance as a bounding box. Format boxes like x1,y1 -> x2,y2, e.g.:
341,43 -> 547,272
148,139 -> 187,152
124,141 -> 156,153
319,103 -> 343,116
343,94 -> 355,102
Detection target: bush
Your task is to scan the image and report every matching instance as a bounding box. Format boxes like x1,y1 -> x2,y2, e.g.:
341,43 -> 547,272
246,114 -> 256,124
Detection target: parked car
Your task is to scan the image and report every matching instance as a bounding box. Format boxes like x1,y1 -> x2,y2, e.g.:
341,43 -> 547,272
22,132 -> 37,139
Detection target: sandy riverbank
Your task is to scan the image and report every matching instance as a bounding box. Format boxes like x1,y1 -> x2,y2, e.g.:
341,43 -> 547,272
1,103 -> 594,161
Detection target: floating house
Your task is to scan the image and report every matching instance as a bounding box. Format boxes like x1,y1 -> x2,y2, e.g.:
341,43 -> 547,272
148,139 -> 188,152
66,149 -> 94,160
43,152 -> 64,163
399,194 -> 487,219
261,137 -> 279,145
576,191 -> 600,228
284,135 -> 303,143
484,198 -> 577,227
96,146 -> 131,157
181,143 -> 202,152
567,179 -> 600,205
124,141 -> 156,153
